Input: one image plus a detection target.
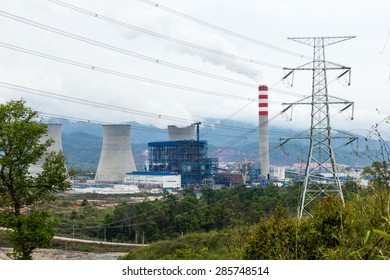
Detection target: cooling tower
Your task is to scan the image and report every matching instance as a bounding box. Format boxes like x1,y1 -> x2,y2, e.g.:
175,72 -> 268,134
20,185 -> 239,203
94,124 -> 136,183
258,85 -> 270,179
168,124 -> 195,141
29,123 -> 64,176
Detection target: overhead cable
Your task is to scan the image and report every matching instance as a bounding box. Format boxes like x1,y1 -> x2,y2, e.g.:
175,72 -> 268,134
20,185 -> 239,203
48,0 -> 283,70
0,9 -> 258,88
0,42 -> 257,102
138,0 -> 311,60
0,81 -> 263,133
0,9 -> 307,99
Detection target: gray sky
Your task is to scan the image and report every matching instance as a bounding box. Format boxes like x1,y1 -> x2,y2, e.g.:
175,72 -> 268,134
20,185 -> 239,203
0,0 -> 389,140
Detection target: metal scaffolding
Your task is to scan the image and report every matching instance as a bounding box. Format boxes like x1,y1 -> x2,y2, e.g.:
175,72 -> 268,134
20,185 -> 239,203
147,140 -> 218,187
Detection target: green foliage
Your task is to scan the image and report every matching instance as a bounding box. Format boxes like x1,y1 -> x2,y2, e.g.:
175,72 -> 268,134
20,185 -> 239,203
244,206 -> 299,260
362,161 -> 390,214
0,100 -> 70,259
81,199 -> 89,207
48,156 -> 390,260
2,211 -> 55,260
120,229 -> 250,260
98,185 -> 296,244
244,191 -> 390,260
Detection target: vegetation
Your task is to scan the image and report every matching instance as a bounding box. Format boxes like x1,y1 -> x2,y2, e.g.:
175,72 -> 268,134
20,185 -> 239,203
46,168 -> 390,260
0,100 -> 70,259
118,185 -> 389,260
120,228 -> 252,260
98,185 -> 299,244
117,115 -> 390,260
2,101 -> 387,260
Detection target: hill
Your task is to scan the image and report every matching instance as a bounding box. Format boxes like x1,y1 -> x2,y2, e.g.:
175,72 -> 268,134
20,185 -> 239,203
51,118 -> 378,170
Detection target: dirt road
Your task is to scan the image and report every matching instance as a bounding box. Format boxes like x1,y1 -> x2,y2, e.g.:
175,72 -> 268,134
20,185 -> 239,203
0,248 -> 126,260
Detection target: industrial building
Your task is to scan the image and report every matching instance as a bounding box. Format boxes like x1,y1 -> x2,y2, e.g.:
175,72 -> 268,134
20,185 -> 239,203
217,173 -> 243,186
125,171 -> 181,190
147,124 -> 218,187
94,124 -> 136,183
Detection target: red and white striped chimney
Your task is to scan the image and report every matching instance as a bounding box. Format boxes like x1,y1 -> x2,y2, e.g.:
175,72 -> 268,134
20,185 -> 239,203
258,85 -> 269,179
258,85 -> 268,116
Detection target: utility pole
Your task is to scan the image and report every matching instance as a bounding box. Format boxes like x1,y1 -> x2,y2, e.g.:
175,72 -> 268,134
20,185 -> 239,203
281,36 -> 356,220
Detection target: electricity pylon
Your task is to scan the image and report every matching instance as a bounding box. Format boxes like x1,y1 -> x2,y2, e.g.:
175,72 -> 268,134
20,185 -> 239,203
281,36 -> 356,220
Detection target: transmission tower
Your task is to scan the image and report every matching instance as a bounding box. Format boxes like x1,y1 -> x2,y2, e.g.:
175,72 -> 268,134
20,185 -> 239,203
281,36 -> 356,220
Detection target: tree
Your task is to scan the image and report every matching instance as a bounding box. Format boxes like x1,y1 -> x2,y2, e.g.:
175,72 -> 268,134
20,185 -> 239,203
0,100 -> 70,259
361,114 -> 390,212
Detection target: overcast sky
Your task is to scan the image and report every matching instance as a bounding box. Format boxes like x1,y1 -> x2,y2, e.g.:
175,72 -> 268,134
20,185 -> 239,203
0,0 -> 389,141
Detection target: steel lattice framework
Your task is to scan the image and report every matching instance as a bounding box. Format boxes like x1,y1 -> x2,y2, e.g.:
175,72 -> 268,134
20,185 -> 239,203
282,36 -> 356,220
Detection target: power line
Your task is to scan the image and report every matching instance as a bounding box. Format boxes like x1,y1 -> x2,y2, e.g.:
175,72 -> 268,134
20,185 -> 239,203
45,1 -> 307,99
1,41 -> 304,106
138,0 -> 311,60
0,81 -> 269,134
42,112 -> 294,140
213,111 -> 286,155
0,42 -> 257,102
0,9 -> 307,99
0,9 -> 261,89
0,80 -> 303,146
48,0 -> 283,70
0,81 -> 195,123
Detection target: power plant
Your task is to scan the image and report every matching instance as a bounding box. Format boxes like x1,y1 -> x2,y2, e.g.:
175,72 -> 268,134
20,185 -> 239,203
35,84 -> 277,189
94,124 -> 136,183
148,124 -> 219,187
29,123 -> 64,176
32,82 -> 277,189
37,83 -> 275,188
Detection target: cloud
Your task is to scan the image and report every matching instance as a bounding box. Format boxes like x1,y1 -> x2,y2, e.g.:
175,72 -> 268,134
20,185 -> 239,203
0,0 -> 389,143
119,8 -> 262,80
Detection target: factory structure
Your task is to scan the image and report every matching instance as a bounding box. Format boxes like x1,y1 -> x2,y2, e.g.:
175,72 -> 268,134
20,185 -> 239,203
85,122 -> 218,189
28,82 -> 374,195
147,124 -> 219,187
37,84 -> 287,192
124,171 -> 181,190
88,85 -> 272,189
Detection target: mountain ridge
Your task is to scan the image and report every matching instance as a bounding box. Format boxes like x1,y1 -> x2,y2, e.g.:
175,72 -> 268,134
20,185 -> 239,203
50,118 -> 378,170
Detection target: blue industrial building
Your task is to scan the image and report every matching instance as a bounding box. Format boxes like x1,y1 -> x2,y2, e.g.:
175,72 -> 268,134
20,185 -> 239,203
147,140 -> 218,187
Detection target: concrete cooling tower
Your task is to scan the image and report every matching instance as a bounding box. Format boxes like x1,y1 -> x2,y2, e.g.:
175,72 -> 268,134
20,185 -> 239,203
94,124 -> 136,183
29,123 -> 64,176
168,124 -> 195,141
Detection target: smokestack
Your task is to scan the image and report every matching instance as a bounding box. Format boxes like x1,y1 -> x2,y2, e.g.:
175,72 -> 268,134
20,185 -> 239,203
29,124 -> 64,176
258,85 -> 270,179
95,124 -> 136,183
168,124 -> 195,141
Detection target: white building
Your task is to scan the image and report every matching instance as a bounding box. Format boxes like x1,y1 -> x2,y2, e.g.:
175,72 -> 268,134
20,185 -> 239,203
125,171 -> 181,190
270,166 -> 285,180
